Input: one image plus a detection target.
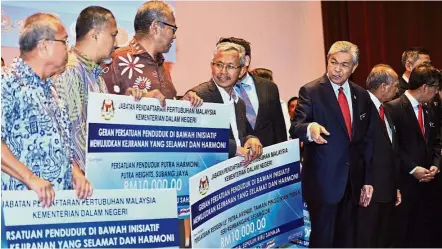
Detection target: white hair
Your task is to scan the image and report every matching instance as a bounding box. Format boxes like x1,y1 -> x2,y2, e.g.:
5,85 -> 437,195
213,42 -> 248,66
327,41 -> 359,64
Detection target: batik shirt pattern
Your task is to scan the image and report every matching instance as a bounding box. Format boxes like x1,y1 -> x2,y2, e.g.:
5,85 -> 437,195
1,58 -> 73,190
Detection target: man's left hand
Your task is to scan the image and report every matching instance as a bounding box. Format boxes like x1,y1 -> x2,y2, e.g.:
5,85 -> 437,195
244,137 -> 263,164
359,185 -> 373,207
72,166 -> 93,200
429,166 -> 439,177
182,91 -> 203,107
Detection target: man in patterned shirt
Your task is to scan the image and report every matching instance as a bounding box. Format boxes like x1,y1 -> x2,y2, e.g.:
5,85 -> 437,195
54,6 -> 118,175
102,0 -> 202,107
1,13 -> 91,208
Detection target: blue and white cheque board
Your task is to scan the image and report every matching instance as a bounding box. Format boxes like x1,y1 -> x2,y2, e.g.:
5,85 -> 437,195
190,140 -> 304,248
1,189 -> 178,248
85,92 -> 230,219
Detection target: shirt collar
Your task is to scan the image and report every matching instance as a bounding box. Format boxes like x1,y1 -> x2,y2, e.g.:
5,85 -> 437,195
239,72 -> 254,87
368,91 -> 382,110
402,74 -> 409,83
71,49 -> 103,78
327,74 -> 350,94
213,78 -> 238,103
404,90 -> 420,108
12,57 -> 52,90
129,37 -> 165,65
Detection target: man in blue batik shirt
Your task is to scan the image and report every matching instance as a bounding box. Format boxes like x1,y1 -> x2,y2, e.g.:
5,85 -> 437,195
1,13 -> 92,208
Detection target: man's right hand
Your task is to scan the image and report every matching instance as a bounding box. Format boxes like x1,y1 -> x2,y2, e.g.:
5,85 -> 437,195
26,174 -> 55,208
236,146 -> 252,166
125,88 -> 166,107
412,166 -> 434,182
309,122 -> 330,144
144,89 -> 166,107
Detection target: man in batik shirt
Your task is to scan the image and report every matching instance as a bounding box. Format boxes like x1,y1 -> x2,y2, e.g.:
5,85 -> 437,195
55,6 -> 118,173
102,0 -> 202,107
2,13 -> 91,208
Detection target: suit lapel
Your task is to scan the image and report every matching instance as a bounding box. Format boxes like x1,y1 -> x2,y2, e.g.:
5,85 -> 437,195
319,76 -> 349,138
423,104 -> 431,143
383,107 -> 394,145
349,83 -> 359,139
251,75 -> 267,131
208,79 -> 224,104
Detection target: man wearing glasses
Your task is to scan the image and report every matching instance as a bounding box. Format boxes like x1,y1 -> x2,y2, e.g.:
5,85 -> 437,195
386,64 -> 442,247
190,42 -> 263,161
102,0 -> 202,107
1,13 -> 90,208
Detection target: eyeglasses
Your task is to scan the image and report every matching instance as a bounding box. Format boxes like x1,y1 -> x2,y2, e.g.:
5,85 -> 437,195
158,21 -> 178,34
212,62 -> 242,72
44,39 -> 70,47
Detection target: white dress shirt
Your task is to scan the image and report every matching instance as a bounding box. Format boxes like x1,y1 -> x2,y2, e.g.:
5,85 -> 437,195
280,99 -> 291,140
368,91 -> 392,142
214,81 -> 241,147
402,74 -> 409,83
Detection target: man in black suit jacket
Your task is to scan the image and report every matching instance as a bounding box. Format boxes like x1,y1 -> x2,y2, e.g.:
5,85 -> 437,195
386,64 -> 441,247
356,64 -> 402,247
290,41 -> 374,247
217,37 -> 287,147
190,42 -> 263,161
395,47 -> 431,97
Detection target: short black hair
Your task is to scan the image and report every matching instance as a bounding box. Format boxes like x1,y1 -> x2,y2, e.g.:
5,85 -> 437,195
134,1 -> 173,36
408,64 -> 440,90
76,6 -> 115,41
250,68 -> 273,81
217,37 -> 251,59
401,47 -> 430,68
288,96 -> 298,107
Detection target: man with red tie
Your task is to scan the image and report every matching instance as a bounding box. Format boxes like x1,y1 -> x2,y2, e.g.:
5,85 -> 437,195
386,64 -> 442,247
357,64 -> 401,247
290,41 -> 374,247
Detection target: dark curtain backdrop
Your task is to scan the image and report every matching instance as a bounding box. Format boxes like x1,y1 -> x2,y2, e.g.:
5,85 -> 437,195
321,1 -> 442,88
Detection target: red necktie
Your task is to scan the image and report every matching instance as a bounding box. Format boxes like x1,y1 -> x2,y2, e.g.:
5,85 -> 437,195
338,87 -> 352,140
418,104 -> 424,136
379,104 -> 387,131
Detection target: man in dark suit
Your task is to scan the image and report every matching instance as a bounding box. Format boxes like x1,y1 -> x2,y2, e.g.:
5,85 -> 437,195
216,37 -> 287,147
386,64 -> 442,247
396,47 -> 431,97
290,41 -> 374,247
357,64 -> 402,247
190,42 -> 263,161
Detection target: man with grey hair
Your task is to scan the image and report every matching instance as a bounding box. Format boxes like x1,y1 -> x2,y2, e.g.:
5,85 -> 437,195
357,64 -> 401,247
290,41 -> 374,247
102,0 -> 202,107
190,42 -> 263,161
216,37 -> 287,146
396,47 -> 431,97
1,13 -> 92,208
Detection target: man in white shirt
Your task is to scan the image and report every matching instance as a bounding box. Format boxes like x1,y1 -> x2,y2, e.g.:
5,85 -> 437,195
190,42 -> 263,162
386,63 -> 441,247
217,37 -> 287,147
396,47 -> 431,97
357,64 -> 401,247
